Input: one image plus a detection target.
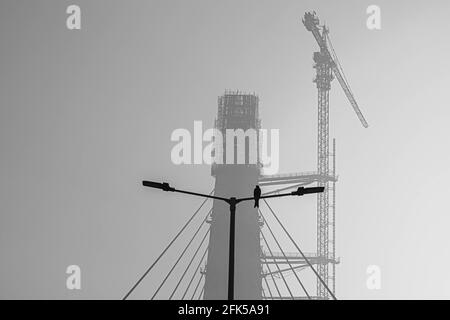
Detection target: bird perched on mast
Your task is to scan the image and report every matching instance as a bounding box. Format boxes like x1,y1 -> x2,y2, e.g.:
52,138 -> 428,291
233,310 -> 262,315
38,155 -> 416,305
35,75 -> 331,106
253,185 -> 261,208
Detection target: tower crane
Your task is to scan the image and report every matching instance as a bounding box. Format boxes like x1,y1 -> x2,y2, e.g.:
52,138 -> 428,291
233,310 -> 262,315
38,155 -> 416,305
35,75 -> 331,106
303,11 -> 368,128
302,11 -> 369,298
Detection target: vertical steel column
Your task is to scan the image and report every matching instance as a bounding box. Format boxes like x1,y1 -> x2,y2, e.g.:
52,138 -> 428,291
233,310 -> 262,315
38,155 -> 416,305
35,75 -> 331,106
314,28 -> 333,298
331,138 -> 336,295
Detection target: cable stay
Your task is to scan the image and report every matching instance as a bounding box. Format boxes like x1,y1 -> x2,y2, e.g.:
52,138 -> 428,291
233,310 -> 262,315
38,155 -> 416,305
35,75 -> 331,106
262,264 -> 308,277
191,271 -> 205,300
262,271 -> 273,299
151,208 -> 212,300
260,230 -> 294,299
181,245 -> 209,299
262,199 -> 337,300
169,226 -> 210,299
261,247 -> 282,298
259,209 -> 311,299
122,190 -> 213,300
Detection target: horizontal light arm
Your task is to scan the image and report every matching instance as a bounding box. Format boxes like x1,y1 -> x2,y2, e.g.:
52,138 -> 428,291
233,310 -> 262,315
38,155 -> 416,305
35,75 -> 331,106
142,180 -> 228,202
237,186 -> 324,203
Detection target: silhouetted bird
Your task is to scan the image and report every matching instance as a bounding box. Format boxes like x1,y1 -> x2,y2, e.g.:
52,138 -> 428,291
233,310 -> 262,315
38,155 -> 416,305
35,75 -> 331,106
253,185 -> 261,208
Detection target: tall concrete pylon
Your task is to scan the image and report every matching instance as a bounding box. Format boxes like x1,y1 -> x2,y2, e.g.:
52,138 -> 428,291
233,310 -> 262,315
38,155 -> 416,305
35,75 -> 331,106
204,91 -> 262,300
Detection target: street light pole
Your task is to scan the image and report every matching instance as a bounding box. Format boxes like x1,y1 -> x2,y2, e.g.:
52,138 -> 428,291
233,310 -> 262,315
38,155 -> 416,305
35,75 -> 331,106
227,197 -> 237,301
142,180 -> 324,300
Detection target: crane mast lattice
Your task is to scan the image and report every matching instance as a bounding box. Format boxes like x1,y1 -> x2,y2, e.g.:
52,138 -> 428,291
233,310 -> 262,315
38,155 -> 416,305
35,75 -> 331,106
302,11 -> 368,298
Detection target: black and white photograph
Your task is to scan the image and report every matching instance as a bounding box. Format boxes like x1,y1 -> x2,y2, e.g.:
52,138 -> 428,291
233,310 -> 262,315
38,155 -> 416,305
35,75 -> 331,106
1,0 -> 449,312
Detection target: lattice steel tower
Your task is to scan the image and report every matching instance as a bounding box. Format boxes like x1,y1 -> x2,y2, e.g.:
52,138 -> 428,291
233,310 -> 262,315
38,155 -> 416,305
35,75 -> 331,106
313,24 -> 333,298
303,11 -> 369,298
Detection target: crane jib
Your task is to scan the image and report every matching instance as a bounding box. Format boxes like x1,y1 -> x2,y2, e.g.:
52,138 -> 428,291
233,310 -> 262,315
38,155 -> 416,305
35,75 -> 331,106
303,11 -> 369,128
331,66 -> 369,128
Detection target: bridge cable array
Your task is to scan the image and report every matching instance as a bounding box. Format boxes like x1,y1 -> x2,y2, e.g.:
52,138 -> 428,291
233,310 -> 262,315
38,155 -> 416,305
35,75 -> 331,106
123,188 -> 336,300
259,208 -> 310,299
262,199 -> 337,300
122,190 -> 213,300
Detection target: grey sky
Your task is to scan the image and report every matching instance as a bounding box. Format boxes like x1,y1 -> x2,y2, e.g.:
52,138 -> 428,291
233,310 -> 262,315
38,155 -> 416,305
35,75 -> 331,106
1,0 -> 449,299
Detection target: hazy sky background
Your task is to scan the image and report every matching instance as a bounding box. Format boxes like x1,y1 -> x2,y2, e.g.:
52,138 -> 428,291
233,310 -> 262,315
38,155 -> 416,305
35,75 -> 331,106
1,0 -> 450,299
